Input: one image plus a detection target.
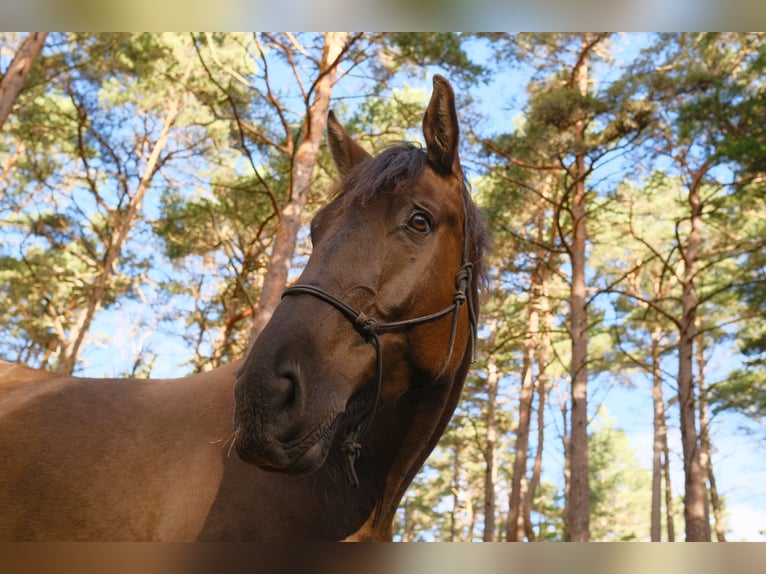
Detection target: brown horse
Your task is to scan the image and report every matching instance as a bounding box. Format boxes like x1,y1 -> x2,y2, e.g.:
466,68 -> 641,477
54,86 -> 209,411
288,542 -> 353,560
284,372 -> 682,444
0,75 -> 488,541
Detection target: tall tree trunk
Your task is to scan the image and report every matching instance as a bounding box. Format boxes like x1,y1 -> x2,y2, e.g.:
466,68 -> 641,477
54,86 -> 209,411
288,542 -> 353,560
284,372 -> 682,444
400,501 -> 414,542
560,389 -> 571,541
465,488 -> 476,542
53,85 -> 185,374
0,32 -> 47,130
450,441 -> 463,541
650,325 -> 667,541
677,175 -> 711,541
663,424 -> 676,542
524,293 -> 550,542
483,343 -> 499,541
249,32 -> 349,343
697,332 -> 726,541
507,272 -> 542,541
565,34 -> 591,542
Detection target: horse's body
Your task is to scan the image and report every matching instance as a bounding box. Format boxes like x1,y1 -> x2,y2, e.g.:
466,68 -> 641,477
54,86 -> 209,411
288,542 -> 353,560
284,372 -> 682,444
0,75 -> 488,541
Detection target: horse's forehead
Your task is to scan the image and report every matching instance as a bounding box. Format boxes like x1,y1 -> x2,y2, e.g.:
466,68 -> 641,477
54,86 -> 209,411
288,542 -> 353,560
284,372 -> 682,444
413,167 -> 463,208
362,166 -> 464,216
321,164 -> 464,231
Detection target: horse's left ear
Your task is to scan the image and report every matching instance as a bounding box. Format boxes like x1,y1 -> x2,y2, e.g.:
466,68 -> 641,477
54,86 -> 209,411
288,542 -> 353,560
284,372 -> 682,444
327,110 -> 372,178
423,75 -> 461,177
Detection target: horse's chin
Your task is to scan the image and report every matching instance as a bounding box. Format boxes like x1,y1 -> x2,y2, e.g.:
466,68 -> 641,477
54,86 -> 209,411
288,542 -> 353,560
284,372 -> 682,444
277,437 -> 333,474
235,414 -> 342,476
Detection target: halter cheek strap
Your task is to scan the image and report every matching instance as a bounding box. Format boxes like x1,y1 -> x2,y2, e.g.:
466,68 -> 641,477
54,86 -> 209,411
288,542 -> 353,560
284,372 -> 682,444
280,190 -> 477,487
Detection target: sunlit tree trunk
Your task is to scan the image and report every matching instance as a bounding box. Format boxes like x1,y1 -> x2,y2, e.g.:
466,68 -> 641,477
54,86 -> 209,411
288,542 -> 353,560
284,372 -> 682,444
697,331 -> 726,541
560,388 -> 571,540
650,325 -> 667,541
663,426 -> 676,541
0,32 -> 47,129
507,273 -> 542,541
249,32 -> 349,343
677,169 -> 711,541
465,489 -> 476,542
400,500 -> 414,542
524,292 -> 551,542
449,441 -> 463,541
565,34 -> 591,542
483,341 -> 499,541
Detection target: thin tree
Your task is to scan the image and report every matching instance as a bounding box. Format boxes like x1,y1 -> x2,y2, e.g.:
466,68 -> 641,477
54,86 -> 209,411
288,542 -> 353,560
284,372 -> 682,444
248,32 -> 357,342
696,330 -> 727,541
482,325 -> 500,542
54,71 -> 189,374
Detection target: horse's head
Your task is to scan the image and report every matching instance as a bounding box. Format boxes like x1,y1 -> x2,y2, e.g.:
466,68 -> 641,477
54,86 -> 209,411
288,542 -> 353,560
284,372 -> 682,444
233,76 -> 486,483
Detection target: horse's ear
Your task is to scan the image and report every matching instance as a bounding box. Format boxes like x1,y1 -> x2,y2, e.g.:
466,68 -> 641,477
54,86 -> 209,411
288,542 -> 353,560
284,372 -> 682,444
327,110 -> 371,178
423,75 -> 460,177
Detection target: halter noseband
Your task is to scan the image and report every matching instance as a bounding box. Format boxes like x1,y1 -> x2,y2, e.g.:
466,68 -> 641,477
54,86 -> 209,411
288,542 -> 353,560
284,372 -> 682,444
281,189 -> 478,487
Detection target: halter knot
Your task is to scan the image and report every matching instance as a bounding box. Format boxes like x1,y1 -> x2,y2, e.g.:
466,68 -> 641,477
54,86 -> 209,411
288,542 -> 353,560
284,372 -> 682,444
353,313 -> 379,341
342,437 -> 361,458
342,436 -> 362,487
453,291 -> 467,304
455,262 -> 473,289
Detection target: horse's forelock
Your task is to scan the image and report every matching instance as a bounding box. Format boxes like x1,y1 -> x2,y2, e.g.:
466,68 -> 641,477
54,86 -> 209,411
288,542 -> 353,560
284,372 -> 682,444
337,142 -> 426,204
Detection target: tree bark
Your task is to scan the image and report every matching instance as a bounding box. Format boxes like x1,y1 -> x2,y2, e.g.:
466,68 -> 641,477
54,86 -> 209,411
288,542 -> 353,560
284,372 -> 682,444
697,332 -> 726,541
249,32 -> 349,343
565,34 -> 591,542
663,422 -> 676,542
560,390 -> 571,540
677,174 -> 711,541
507,273 -> 542,541
465,487 -> 476,542
0,32 -> 47,130
524,293 -> 550,542
483,343 -> 499,541
400,501 -> 414,542
450,441 -> 463,541
650,326 -> 667,541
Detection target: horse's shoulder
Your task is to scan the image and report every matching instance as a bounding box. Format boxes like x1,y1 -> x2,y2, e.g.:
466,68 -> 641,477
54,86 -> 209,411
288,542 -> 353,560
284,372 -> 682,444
0,361 -> 74,427
0,360 -> 65,386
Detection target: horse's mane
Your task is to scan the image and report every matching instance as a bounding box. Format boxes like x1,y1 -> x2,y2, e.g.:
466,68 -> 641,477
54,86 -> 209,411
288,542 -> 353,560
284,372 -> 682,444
336,142 -> 491,287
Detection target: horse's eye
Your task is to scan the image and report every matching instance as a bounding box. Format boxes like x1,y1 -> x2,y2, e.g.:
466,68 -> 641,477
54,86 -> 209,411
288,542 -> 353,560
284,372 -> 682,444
407,212 -> 432,235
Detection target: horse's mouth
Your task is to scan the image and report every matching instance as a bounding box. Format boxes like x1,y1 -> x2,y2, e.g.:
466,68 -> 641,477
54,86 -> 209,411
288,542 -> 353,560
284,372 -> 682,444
235,412 -> 343,475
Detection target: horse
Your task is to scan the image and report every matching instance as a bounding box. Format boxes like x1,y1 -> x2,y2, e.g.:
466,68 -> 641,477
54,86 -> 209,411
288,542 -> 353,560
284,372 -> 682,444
0,75 -> 488,541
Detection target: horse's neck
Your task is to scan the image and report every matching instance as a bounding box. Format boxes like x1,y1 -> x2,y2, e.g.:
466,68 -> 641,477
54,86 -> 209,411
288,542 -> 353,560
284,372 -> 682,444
361,355 -> 472,540
343,369 -> 467,540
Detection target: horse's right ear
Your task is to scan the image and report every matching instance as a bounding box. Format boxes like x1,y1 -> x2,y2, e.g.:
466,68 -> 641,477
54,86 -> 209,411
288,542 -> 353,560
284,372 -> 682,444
327,110 -> 371,178
423,75 -> 460,177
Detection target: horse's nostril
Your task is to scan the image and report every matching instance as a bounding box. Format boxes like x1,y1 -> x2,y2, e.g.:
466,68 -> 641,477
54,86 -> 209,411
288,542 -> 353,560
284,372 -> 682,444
273,372 -> 302,443
274,372 -> 298,412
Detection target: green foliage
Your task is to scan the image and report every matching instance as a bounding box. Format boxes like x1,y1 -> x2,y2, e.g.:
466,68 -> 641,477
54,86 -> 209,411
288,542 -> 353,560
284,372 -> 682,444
381,33 -> 485,82
588,409 -> 652,541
